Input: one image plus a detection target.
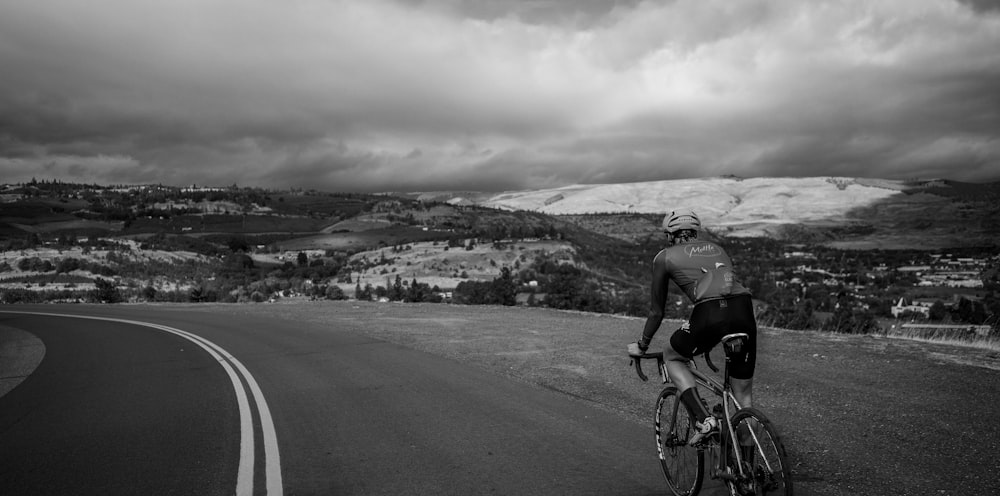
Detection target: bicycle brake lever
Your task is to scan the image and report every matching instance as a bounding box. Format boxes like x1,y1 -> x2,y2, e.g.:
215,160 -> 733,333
632,357 -> 649,382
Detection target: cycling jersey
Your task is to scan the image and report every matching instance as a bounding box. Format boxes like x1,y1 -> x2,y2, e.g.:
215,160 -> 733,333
654,240 -> 751,305
646,239 -> 757,378
641,238 -> 757,374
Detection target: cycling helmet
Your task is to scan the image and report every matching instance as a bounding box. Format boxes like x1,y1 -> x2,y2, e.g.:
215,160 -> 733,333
662,209 -> 701,233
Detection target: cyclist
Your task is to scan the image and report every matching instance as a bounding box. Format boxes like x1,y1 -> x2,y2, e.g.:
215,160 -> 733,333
628,209 -> 757,445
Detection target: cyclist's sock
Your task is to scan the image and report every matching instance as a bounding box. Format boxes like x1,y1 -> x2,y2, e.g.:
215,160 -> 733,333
680,387 -> 711,422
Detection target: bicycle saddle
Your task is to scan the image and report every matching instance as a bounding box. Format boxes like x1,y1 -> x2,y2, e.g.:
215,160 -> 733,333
721,333 -> 749,354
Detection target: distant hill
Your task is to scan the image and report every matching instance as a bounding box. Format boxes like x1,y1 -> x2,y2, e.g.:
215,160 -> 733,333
406,177 -> 1000,249
3,177 -> 998,251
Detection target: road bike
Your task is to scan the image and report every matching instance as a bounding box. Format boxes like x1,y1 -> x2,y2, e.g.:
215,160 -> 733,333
630,333 -> 793,496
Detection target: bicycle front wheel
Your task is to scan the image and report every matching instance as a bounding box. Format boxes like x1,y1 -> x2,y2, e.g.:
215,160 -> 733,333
655,386 -> 703,496
730,408 -> 793,495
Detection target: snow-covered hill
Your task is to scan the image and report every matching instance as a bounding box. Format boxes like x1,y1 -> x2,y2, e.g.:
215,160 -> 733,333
478,177 -> 907,236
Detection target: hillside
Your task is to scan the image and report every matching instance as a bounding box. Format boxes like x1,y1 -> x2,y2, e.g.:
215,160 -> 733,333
316,239 -> 577,295
2,179 -> 997,332
457,177 -> 1000,249
480,177 -> 903,221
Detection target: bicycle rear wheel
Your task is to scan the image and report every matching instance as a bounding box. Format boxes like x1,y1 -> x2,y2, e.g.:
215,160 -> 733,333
730,408 -> 793,495
655,386 -> 703,496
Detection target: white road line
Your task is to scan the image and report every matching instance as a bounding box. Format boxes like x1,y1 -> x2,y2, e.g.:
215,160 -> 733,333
141,321 -> 258,496
0,311 -> 282,496
227,351 -> 284,495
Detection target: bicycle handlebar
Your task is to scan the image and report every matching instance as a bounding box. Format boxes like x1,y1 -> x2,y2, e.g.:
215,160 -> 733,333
629,351 -> 664,382
629,349 -> 720,382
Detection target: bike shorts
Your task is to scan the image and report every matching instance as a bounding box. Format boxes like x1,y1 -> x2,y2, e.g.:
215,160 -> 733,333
669,294 -> 757,380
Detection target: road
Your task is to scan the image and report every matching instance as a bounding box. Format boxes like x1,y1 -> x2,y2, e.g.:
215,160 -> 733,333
0,305 -> 719,496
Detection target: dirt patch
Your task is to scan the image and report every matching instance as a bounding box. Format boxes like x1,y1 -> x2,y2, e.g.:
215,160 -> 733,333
165,301 -> 1000,495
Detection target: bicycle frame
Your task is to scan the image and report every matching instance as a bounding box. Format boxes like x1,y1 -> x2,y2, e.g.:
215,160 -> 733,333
634,340 -> 773,485
655,357 -> 749,481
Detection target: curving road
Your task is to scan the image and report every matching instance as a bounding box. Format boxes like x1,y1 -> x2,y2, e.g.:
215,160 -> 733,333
0,305 -> 691,496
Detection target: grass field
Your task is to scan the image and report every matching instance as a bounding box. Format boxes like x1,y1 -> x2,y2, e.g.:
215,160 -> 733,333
883,327 -> 999,351
126,214 -> 329,234
274,226 -> 455,251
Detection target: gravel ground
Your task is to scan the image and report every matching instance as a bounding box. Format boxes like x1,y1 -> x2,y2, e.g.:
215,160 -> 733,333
86,301 -> 1000,495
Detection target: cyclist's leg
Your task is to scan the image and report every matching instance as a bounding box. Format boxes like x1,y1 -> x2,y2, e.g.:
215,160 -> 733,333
728,294 -> 758,409
731,377 -> 752,409
665,302 -> 720,422
664,339 -> 708,423
728,295 -> 758,453
663,344 -> 697,390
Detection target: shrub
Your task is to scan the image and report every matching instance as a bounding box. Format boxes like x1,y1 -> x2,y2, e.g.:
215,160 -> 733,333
91,278 -> 123,303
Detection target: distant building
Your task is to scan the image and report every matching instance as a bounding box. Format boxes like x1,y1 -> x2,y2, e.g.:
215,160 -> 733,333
783,251 -> 816,259
891,297 -> 932,318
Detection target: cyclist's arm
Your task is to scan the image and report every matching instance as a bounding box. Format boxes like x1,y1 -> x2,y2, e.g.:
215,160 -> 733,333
639,252 -> 670,348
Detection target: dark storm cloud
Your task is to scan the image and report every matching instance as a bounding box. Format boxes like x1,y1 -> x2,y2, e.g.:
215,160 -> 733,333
1,0 -> 998,191
956,0 -> 1000,14
396,0 -> 647,26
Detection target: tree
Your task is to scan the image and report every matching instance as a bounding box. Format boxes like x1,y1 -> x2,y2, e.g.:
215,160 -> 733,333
227,236 -> 250,253
491,267 -> 517,306
406,277 -> 428,302
928,301 -> 948,321
228,253 -> 255,270
954,297 -> 987,324
453,267 -> 517,306
56,258 -> 81,274
190,286 -> 206,302
355,283 -> 374,301
297,251 -> 308,267
92,278 -> 123,303
389,274 -> 404,301
325,285 -> 346,300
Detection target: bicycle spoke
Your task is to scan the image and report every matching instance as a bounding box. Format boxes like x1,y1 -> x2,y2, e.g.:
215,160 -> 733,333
730,408 -> 793,496
655,387 -> 704,496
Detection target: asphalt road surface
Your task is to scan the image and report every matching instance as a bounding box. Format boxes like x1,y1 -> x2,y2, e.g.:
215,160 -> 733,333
0,305 -> 733,496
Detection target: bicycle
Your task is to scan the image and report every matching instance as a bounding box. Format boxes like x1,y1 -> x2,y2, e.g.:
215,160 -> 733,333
630,333 -> 793,496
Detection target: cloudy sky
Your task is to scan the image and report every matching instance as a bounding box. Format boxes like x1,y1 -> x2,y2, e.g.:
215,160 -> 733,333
1,0 -> 998,192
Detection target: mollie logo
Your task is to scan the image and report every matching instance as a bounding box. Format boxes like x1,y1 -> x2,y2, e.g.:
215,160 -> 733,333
684,244 -> 721,257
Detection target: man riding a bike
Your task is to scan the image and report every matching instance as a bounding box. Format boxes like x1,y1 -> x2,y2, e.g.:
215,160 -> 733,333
628,209 -> 758,445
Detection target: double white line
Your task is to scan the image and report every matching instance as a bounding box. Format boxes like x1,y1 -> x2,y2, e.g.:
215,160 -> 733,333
3,311 -> 282,496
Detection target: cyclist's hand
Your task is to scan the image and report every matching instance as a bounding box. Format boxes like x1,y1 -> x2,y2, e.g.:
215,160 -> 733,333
679,321 -> 691,332
627,341 -> 646,357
